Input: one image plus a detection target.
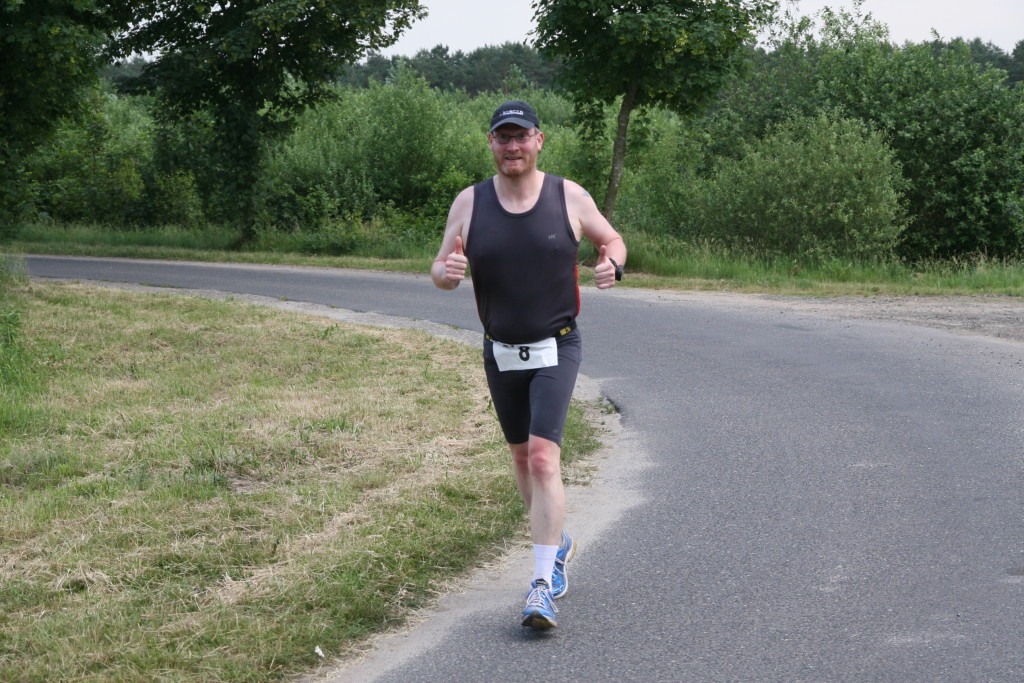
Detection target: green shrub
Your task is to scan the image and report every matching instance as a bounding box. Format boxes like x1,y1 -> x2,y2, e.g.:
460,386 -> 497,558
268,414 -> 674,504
539,120 -> 612,204
261,90 -> 375,228
693,112 -> 906,260
136,170 -> 206,227
715,8 -> 1024,259
614,109 -> 709,236
21,92 -> 220,228
822,41 -> 1024,259
262,66 -> 492,237
150,110 -> 221,221
25,92 -> 152,225
358,65 -> 471,209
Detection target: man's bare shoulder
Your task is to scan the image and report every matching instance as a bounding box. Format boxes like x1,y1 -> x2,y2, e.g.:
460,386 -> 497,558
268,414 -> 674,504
444,184 -> 479,240
448,185 -> 476,216
562,177 -> 587,196
562,178 -> 598,205
562,178 -> 601,216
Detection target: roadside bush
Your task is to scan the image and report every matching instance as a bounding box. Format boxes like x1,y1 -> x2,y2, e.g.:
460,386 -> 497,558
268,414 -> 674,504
537,100 -> 613,205
819,41 -> 1024,259
22,92 -> 215,228
358,66 -> 483,210
693,113 -> 906,260
134,169 -> 206,227
261,90 -> 378,228
149,110 -> 221,222
717,7 -> 1024,259
614,109 -> 709,236
26,92 -> 149,225
262,64 -> 492,238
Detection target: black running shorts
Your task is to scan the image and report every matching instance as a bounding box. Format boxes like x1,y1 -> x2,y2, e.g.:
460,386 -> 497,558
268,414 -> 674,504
482,329 -> 582,446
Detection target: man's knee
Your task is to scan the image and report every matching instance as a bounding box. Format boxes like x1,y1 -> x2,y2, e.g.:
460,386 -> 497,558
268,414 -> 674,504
526,436 -> 561,480
510,441 -> 530,470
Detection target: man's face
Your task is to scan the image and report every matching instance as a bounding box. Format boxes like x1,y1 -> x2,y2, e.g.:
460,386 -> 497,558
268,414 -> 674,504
489,124 -> 544,177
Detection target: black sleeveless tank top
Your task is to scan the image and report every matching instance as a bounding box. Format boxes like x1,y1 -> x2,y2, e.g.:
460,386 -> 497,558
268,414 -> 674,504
465,173 -> 580,343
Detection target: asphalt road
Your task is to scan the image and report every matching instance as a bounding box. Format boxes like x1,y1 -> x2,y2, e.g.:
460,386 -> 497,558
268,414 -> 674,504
25,255 -> 1024,682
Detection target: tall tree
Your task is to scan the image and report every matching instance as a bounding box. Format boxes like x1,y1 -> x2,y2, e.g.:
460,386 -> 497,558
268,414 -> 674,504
1010,39 -> 1024,86
106,0 -> 425,242
0,0 -> 111,233
532,0 -> 777,219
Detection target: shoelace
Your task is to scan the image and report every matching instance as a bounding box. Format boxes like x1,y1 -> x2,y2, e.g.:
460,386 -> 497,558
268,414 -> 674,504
525,585 -> 558,613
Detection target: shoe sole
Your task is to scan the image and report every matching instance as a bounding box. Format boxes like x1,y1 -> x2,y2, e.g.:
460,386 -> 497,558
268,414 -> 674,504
552,537 -> 577,600
560,537 -> 577,565
521,611 -> 557,629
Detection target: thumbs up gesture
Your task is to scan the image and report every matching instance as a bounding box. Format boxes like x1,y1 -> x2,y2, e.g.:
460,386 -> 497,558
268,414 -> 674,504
444,235 -> 468,284
594,244 -> 616,290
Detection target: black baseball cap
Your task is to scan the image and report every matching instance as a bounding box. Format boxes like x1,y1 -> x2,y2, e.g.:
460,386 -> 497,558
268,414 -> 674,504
489,100 -> 540,132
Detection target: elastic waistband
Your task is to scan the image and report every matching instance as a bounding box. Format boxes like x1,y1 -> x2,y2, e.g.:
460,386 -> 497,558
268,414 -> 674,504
485,320 -> 577,344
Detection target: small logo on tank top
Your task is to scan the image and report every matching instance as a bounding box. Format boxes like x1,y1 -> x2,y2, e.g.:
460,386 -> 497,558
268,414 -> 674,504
548,234 -> 556,239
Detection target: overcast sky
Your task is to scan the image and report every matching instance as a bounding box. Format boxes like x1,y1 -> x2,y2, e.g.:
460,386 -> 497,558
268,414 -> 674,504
381,0 -> 1023,57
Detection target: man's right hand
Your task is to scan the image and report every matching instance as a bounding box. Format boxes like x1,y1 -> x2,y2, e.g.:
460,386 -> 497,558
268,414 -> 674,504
444,235 -> 468,283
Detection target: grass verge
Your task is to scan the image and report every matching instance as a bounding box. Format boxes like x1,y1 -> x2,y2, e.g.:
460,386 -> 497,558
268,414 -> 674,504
0,280 -> 602,681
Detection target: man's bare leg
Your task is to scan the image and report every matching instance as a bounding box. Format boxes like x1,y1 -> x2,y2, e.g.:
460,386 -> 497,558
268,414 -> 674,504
510,435 -> 565,547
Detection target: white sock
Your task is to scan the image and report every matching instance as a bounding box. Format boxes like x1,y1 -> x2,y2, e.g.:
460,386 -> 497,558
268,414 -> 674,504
532,544 -> 559,586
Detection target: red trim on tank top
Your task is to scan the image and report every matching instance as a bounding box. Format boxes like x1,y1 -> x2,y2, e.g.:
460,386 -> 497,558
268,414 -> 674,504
574,263 -> 581,316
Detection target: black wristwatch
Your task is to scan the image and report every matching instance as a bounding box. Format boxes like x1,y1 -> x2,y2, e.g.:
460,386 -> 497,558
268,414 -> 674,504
608,257 -> 624,281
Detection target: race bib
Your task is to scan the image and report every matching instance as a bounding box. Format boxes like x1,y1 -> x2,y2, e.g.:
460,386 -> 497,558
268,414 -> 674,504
492,336 -> 559,372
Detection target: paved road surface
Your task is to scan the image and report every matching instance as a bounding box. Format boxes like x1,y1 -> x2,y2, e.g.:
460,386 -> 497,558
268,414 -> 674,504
26,256 -> 1024,682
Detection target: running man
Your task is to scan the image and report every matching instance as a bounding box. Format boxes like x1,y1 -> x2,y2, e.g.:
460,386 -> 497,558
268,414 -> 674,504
431,100 -> 626,629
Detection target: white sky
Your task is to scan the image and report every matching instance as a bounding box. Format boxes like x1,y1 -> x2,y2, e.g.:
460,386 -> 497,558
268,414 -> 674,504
381,0 -> 1023,56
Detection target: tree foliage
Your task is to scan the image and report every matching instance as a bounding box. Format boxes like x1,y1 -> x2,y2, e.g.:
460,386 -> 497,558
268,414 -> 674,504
825,44 -> 1024,259
0,0 -> 111,233
340,42 -> 562,94
532,0 -> 777,218
106,0 -> 426,241
9,1 -> 1023,264
26,91 -> 148,225
930,37 -> 1024,88
714,3 -> 1024,259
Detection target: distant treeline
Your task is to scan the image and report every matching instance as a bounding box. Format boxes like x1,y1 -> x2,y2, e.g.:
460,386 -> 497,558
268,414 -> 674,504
101,38 -> 1024,94
340,43 -> 563,93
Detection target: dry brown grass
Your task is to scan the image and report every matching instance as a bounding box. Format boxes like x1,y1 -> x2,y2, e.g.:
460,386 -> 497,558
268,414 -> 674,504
0,282 -> 602,680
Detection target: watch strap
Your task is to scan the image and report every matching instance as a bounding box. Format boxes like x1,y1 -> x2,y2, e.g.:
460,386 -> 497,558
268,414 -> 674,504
608,257 -> 624,281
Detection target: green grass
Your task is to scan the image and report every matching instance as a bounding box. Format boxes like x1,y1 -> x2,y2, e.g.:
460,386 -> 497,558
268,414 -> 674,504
1,257 -> 36,427
7,222 -> 436,275
0,279 -> 602,681
8,221 -> 1024,296
619,232 -> 1024,296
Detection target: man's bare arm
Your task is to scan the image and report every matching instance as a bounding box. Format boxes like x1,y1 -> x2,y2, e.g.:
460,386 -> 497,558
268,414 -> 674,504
564,180 -> 627,289
431,187 -> 474,290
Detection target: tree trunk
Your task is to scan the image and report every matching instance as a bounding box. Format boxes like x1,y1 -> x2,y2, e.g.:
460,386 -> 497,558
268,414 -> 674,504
217,110 -> 263,247
602,81 -> 638,221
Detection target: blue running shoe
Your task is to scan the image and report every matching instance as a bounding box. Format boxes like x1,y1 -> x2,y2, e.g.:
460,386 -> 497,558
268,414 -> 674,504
521,579 -> 558,629
550,530 -> 576,600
